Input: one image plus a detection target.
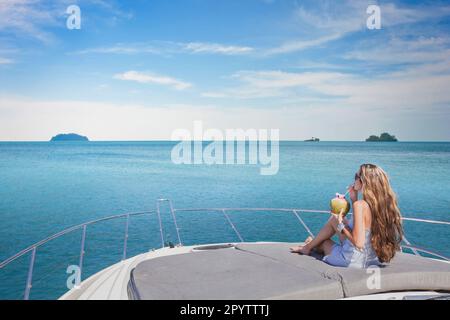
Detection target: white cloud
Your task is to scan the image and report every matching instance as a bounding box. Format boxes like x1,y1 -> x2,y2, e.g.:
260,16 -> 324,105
114,71 -> 192,90
264,33 -> 343,55
381,2 -> 450,26
265,1 -> 450,55
0,94 -> 448,141
70,2 -> 450,58
294,1 -> 366,32
231,70 -> 349,88
202,70 -> 352,99
345,36 -> 450,65
201,65 -> 450,115
75,45 -> 161,55
0,0 -> 58,42
0,0 -> 133,43
74,41 -> 254,56
182,42 -> 253,55
0,95 -> 199,141
293,1 -> 450,31
0,57 -> 14,64
260,1 -> 366,55
88,0 -> 133,20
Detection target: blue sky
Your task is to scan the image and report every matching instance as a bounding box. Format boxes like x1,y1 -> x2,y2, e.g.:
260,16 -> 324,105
0,0 -> 449,141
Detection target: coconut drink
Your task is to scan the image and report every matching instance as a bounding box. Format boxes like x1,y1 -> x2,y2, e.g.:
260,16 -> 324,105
330,193 -> 350,216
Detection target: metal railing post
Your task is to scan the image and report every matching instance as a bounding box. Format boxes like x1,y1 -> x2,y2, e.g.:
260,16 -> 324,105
222,209 -> 244,242
122,214 -> 130,260
167,200 -> 182,246
23,247 -> 36,300
78,225 -> 87,281
402,235 -> 420,256
292,210 -> 314,238
157,199 -> 183,247
156,201 -> 165,248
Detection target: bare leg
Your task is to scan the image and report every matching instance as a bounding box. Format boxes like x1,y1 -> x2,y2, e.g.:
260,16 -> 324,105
291,217 -> 337,255
315,239 -> 336,255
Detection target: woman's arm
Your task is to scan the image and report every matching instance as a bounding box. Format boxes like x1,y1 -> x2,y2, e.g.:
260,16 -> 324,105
340,201 -> 366,250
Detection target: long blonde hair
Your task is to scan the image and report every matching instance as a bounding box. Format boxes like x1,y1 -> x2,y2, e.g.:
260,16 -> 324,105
358,164 -> 403,263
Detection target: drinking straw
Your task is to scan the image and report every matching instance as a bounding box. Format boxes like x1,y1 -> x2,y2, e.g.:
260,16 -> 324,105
343,183 -> 355,197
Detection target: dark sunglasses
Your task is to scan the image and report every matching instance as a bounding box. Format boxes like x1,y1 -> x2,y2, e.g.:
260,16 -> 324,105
355,172 -> 361,181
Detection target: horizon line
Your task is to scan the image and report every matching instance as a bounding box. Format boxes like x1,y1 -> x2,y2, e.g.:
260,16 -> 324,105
1,139 -> 450,143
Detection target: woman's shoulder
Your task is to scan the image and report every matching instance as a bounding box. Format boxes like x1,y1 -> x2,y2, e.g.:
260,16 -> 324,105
353,200 -> 371,213
353,199 -> 369,208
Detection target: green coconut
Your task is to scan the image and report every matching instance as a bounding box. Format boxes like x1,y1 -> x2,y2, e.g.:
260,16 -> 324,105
330,193 -> 350,216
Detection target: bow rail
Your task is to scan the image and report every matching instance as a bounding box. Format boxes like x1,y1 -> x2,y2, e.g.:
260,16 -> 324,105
0,200 -> 449,300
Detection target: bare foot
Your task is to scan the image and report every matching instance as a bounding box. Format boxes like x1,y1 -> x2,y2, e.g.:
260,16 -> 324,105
290,244 -> 311,255
289,236 -> 314,255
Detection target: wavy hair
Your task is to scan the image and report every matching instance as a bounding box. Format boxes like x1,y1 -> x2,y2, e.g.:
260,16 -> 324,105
358,164 -> 403,263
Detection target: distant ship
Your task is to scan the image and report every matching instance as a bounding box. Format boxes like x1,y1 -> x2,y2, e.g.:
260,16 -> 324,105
304,137 -> 320,142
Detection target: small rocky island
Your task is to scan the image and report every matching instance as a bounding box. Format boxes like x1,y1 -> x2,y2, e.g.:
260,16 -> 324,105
50,133 -> 89,142
366,132 -> 398,142
304,137 -> 320,142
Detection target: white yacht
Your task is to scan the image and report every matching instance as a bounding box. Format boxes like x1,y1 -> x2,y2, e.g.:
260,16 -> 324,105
1,199 -> 449,300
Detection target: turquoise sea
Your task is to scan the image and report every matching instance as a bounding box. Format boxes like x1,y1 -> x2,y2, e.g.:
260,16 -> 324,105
0,141 -> 449,299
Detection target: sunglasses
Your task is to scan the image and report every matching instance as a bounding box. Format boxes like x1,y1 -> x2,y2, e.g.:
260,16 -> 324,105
355,172 -> 361,181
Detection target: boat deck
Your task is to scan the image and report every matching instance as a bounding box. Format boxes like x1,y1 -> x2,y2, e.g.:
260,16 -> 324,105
61,242 -> 450,300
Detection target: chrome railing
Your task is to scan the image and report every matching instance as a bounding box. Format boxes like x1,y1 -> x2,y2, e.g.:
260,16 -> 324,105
0,199 -> 449,300
0,211 -> 155,300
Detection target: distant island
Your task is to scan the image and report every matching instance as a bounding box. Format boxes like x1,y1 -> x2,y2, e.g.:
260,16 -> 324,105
304,137 -> 320,142
366,132 -> 398,142
50,133 -> 89,142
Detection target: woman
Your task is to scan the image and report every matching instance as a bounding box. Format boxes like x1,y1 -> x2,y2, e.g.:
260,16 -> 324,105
290,164 -> 403,268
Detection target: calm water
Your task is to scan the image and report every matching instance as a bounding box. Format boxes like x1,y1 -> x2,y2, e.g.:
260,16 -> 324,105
0,141 -> 449,299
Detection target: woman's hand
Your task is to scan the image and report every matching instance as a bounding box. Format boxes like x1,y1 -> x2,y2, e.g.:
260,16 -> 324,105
348,184 -> 358,203
331,208 -> 344,227
336,208 -> 344,223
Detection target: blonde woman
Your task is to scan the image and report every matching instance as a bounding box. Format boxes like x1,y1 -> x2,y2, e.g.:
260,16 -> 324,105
290,164 -> 404,268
